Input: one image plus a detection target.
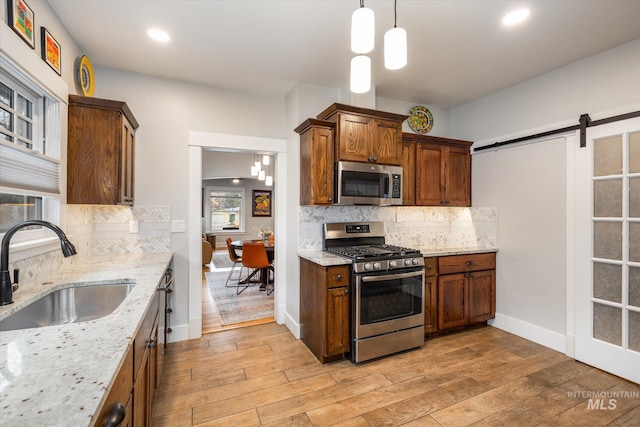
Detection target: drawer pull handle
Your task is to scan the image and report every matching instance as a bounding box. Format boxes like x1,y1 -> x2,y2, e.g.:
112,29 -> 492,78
105,402 -> 126,427
426,265 -> 432,269
466,261 -> 474,267
336,274 -> 342,280
148,339 -> 157,349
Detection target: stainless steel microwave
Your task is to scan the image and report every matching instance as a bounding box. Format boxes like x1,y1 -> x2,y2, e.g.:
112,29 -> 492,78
335,161 -> 403,206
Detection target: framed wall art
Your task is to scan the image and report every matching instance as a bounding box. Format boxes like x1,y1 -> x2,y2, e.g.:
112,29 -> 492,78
41,27 -> 61,75
7,0 -> 35,49
252,190 -> 272,217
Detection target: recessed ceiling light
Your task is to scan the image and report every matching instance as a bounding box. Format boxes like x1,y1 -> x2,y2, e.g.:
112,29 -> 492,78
147,28 -> 170,43
502,8 -> 531,26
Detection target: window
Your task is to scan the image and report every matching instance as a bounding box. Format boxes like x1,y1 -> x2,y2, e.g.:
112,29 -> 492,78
0,56 -> 61,242
207,187 -> 244,231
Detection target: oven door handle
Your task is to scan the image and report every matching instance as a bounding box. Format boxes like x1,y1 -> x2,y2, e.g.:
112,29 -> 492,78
361,270 -> 423,282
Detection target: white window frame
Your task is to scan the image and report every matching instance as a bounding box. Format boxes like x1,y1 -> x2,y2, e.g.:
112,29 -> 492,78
1,53 -> 61,255
205,186 -> 245,233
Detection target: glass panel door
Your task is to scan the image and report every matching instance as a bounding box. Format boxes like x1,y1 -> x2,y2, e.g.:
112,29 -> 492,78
575,118 -> 640,383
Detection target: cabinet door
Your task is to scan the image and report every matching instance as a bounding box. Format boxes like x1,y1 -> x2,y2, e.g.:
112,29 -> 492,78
401,139 -> 416,205
325,287 -> 350,356
310,126 -> 334,204
416,142 -> 444,205
133,348 -> 149,427
337,114 -> 372,162
468,270 -> 496,324
119,116 -> 135,205
424,276 -> 438,333
372,118 -> 402,165
438,273 -> 468,329
444,145 -> 471,206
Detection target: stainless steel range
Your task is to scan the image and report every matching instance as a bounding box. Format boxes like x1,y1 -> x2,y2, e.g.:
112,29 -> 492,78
324,222 -> 425,363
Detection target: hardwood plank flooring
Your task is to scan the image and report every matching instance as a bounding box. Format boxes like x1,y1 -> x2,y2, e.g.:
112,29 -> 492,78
154,324 -> 640,426
202,249 -> 274,334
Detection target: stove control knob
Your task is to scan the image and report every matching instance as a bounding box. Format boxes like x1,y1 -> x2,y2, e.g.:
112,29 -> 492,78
373,262 -> 381,270
404,259 -> 412,266
412,258 -> 419,265
364,263 -> 373,271
389,260 -> 397,268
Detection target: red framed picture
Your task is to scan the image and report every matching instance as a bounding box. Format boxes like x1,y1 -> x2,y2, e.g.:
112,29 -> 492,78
41,27 -> 61,75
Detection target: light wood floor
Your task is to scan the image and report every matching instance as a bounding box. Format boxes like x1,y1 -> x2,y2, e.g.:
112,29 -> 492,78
202,249 -> 274,334
154,323 -> 640,426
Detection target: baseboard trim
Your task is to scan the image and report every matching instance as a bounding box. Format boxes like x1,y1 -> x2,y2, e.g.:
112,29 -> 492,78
283,310 -> 301,339
164,323 -> 190,343
490,313 -> 566,354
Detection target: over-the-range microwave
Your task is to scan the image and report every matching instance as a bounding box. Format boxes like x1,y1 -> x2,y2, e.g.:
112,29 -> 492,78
335,161 -> 403,206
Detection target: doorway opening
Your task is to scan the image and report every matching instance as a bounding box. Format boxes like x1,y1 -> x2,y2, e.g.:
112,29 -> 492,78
201,149 -> 276,333
187,132 -> 288,340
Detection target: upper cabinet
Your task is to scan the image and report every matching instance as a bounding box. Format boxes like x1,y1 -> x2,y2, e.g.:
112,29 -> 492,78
295,118 -> 335,205
68,95 -> 139,205
317,103 -> 407,166
409,134 -> 472,207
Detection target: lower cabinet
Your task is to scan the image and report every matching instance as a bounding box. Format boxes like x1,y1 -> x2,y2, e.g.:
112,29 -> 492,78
95,346 -> 133,426
437,253 -> 496,331
95,273 -> 164,426
133,291 -> 160,426
423,257 -> 438,333
300,259 -> 350,362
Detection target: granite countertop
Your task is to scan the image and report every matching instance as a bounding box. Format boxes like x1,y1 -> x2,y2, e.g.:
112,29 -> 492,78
299,246 -> 498,266
0,252 -> 173,427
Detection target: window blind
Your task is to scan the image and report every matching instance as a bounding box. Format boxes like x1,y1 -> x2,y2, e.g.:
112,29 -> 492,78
0,141 -> 60,195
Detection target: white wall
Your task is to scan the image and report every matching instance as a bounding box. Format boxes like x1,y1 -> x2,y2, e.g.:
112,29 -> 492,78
451,38 -> 640,352
472,138 -> 567,351
92,68 -> 285,337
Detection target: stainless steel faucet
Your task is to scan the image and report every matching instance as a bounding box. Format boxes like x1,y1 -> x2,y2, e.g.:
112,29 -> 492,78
1,220 -> 77,306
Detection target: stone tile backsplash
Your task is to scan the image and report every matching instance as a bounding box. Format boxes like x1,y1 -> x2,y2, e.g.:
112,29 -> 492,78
298,205 -> 497,251
11,205 -> 171,284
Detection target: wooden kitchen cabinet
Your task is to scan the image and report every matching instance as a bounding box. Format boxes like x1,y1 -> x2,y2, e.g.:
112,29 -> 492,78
133,290 -> 160,426
414,135 -> 472,206
300,259 -> 350,363
317,103 -> 407,165
68,95 -> 139,205
295,119 -> 335,205
423,257 -> 438,333
94,284 -> 161,426
95,345 -> 133,427
401,137 -> 417,205
437,253 -> 496,330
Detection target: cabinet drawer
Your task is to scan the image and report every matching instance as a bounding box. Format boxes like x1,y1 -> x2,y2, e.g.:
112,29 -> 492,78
96,345 -> 133,425
327,266 -> 350,288
438,253 -> 496,275
423,257 -> 438,276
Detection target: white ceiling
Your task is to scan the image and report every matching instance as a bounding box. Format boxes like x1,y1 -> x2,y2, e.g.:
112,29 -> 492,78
48,0 -> 640,109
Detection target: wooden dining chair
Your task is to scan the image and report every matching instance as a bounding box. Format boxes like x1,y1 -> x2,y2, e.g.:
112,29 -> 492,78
225,237 -> 243,287
238,242 -> 274,295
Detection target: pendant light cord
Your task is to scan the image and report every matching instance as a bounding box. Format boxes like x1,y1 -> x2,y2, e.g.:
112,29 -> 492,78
394,0 -> 398,28
360,0 -> 364,7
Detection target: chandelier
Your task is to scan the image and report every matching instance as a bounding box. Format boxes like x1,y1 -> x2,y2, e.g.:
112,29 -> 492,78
250,154 -> 273,186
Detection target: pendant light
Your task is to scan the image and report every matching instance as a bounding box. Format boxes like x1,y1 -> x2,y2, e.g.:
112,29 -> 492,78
350,55 -> 371,93
262,154 -> 270,166
351,1 -> 375,54
384,0 -> 407,70
258,169 -> 266,181
265,159 -> 273,186
250,153 -> 259,176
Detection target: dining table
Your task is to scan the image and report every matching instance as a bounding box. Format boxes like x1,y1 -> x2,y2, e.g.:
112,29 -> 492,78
231,239 -> 274,287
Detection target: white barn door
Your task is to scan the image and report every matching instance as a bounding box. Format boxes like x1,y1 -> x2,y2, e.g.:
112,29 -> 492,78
574,117 -> 640,384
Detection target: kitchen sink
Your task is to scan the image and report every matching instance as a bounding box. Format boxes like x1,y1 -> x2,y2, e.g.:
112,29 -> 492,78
0,281 -> 135,332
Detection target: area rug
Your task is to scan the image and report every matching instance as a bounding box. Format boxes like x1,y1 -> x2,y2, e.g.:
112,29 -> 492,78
205,270 -> 274,325
211,253 -> 234,269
